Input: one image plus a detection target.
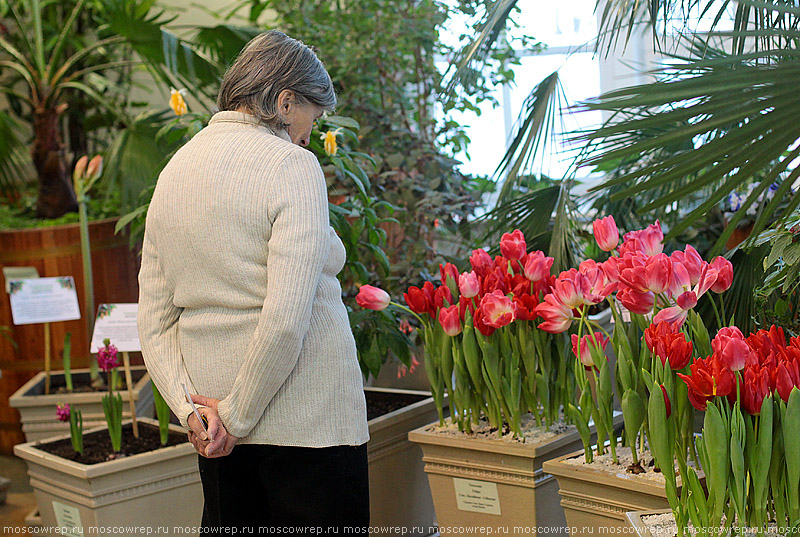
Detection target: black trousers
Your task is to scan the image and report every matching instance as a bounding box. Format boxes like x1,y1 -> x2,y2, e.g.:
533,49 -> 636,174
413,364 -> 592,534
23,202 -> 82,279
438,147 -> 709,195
198,443 -> 369,533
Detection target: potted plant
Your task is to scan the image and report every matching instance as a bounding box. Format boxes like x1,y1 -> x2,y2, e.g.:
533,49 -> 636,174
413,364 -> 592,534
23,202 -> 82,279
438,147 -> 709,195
13,341 -> 202,530
358,229 -> 612,531
627,324 -> 800,537
542,215 -> 733,533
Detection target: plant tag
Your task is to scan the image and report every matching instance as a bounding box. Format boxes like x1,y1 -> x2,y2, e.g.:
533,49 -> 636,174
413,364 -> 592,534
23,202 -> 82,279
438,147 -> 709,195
2,266 -> 39,293
90,303 -> 141,352
453,477 -> 501,515
8,276 -> 80,325
52,500 -> 84,536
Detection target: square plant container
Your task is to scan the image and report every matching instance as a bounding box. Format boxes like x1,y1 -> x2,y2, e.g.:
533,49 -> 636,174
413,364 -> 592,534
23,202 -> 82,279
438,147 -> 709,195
13,417 -> 202,535
9,367 -> 154,442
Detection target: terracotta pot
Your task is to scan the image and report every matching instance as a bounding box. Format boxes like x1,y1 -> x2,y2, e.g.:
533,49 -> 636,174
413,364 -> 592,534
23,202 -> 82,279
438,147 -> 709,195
408,414 -> 622,532
366,387 -> 440,536
0,217 -> 141,453
542,449 -> 675,535
13,417 -> 202,534
9,368 -> 153,443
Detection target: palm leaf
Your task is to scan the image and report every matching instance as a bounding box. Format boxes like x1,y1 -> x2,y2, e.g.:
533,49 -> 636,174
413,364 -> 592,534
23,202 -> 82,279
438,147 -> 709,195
0,110 -> 31,199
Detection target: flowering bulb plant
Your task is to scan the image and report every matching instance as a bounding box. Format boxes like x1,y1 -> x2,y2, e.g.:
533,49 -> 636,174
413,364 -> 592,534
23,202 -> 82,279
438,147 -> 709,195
56,403 -> 83,455
358,230 -> 572,438
649,325 -> 800,536
538,215 -> 732,465
99,339 -> 124,453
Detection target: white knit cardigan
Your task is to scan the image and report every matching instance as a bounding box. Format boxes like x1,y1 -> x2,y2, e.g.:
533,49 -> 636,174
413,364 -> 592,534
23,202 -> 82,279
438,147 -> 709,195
138,111 -> 369,446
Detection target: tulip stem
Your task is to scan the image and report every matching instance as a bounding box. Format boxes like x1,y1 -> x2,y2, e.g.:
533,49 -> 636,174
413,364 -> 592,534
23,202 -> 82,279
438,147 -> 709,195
708,293 -> 723,330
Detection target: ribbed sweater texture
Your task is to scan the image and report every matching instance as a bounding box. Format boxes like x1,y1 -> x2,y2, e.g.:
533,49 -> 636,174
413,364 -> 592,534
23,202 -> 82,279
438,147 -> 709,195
137,111 -> 369,446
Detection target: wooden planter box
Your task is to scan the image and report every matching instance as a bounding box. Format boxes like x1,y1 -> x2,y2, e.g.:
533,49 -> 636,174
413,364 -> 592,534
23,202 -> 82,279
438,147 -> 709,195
0,218 -> 141,452
365,387 -> 440,536
542,449 -> 674,535
9,367 -> 154,443
13,417 -> 202,535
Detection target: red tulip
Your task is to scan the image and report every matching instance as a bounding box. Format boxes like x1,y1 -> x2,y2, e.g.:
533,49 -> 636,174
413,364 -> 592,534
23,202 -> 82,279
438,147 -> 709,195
514,294 -> 539,321
404,285 -> 431,317
473,306 -> 496,337
571,332 -> 608,368
458,271 -> 480,298
660,385 -> 672,419
482,267 -> 508,295
739,366 -> 771,415
440,262 -> 459,288
433,285 -> 454,311
357,284 -> 390,311
644,321 -> 693,370
536,294 -> 574,333
438,305 -> 462,337
552,270 -> 585,309
593,215 -> 619,252
523,251 -> 554,282
480,290 -> 517,328
458,295 -> 475,322
712,326 -> 753,372
677,355 -> 735,411
709,256 -> 733,293
500,229 -> 527,260
617,287 -> 655,315
470,248 -> 494,277
776,362 -> 800,403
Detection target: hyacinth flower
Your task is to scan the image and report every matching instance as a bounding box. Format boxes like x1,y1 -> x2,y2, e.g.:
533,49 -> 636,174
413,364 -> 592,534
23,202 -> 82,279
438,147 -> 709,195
99,338 -> 124,452
57,403 -> 83,455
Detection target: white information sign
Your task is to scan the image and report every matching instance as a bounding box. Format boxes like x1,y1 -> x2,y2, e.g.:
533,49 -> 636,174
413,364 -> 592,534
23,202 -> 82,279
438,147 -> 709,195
8,277 -> 81,325
52,500 -> 84,536
453,477 -> 501,515
90,303 -> 141,353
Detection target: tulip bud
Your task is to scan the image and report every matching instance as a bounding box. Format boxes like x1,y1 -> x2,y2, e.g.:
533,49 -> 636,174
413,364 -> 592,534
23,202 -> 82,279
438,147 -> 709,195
438,305 -> 462,337
73,155 -> 88,182
500,229 -> 527,260
458,271 -> 480,298
356,284 -> 391,311
86,155 -> 103,181
660,384 -> 671,418
592,215 -> 619,251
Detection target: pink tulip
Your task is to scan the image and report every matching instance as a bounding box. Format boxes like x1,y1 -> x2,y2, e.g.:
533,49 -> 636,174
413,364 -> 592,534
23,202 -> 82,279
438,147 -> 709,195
709,256 -> 733,293
523,251 -> 554,282
645,253 -> 672,294
600,257 -> 620,283
593,215 -> 619,251
500,229 -> 527,260
571,332 -> 609,368
671,246 -> 703,286
552,270 -> 585,309
480,290 -> 517,328
653,305 -> 689,327
356,284 -> 391,311
469,248 -> 494,276
458,271 -> 480,299
438,305 -> 462,337
622,221 -> 664,256
712,326 -> 752,372
536,294 -> 573,333
617,287 -> 655,315
669,261 -> 692,297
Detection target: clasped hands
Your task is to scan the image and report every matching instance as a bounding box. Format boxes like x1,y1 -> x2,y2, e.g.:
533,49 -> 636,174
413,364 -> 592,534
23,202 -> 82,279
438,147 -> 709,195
186,394 -> 240,458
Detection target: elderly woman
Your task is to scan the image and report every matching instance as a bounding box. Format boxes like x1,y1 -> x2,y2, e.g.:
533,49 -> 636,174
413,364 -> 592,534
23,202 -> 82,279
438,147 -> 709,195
138,30 -> 369,530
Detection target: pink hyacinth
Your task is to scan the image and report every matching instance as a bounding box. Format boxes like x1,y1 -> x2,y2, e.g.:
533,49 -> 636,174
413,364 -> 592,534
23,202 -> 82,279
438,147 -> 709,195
56,403 -> 70,422
98,340 -> 119,372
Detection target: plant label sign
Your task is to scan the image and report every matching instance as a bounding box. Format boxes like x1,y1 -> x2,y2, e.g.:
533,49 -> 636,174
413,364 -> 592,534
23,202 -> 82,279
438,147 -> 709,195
52,500 -> 84,536
7,276 -> 80,325
90,303 -> 141,353
452,477 -> 501,515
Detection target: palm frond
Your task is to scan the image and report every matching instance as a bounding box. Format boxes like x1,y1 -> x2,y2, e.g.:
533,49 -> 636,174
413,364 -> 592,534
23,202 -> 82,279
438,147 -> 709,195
0,111 -> 32,199
442,0 -> 518,97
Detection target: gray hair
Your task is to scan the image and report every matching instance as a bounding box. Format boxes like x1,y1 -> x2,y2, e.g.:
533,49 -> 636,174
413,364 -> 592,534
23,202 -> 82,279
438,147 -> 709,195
217,30 -> 336,130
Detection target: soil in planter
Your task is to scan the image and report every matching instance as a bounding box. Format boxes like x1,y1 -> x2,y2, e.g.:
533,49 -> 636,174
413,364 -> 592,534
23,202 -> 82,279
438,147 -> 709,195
365,391 -> 427,421
26,370 -> 145,396
35,422 -> 186,464
426,412 -> 572,444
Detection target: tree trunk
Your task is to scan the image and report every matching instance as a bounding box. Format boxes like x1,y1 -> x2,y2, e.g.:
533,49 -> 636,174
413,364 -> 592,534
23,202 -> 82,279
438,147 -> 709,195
32,105 -> 78,219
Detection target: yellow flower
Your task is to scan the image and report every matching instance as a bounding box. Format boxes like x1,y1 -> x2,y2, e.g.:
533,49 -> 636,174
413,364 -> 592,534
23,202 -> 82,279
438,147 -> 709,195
322,128 -> 342,156
169,88 -> 188,116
